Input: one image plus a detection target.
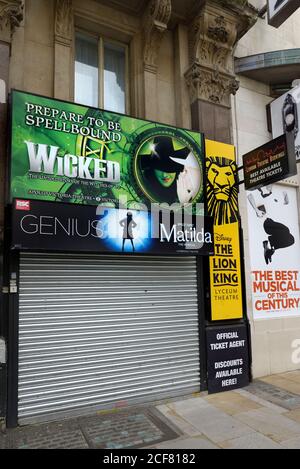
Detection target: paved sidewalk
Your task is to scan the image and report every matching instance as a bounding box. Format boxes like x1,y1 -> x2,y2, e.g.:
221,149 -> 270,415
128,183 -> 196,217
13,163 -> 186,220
3,371 -> 300,449
150,370 -> 300,449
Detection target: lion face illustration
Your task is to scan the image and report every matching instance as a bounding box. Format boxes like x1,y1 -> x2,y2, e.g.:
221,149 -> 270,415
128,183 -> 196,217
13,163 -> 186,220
206,156 -> 238,225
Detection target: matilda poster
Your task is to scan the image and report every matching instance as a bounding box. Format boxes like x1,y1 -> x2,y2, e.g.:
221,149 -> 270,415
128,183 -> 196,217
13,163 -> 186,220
12,199 -> 214,255
247,183 -> 300,319
10,90 -> 204,212
206,140 -> 243,321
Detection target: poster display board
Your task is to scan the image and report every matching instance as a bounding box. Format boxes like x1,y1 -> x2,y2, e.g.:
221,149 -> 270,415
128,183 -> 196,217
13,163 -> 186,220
206,140 -> 243,320
247,184 -> 300,319
10,91 -> 216,256
243,133 -> 297,191
11,199 -> 214,255
206,324 -> 249,393
11,90 -> 204,213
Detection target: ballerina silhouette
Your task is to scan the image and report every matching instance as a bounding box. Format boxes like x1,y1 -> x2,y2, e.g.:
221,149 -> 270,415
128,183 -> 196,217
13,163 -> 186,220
248,189 -> 294,265
120,212 -> 137,252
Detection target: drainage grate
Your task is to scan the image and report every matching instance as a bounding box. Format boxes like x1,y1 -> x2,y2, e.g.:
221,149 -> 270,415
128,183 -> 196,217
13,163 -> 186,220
12,429 -> 88,449
80,408 -> 179,449
247,380 -> 300,410
3,407 -> 180,449
7,420 -> 89,449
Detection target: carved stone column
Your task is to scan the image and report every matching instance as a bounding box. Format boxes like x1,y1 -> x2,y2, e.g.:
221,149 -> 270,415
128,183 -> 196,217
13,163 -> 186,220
142,0 -> 171,120
185,0 -> 257,143
0,0 -> 23,39
0,0 -> 24,91
0,41 -> 9,239
54,0 -> 73,101
0,1 -> 23,237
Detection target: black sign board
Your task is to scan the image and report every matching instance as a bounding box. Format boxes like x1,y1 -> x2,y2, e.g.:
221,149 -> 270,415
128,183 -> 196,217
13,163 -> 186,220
11,199 -> 214,255
243,133 -> 297,191
268,0 -> 300,28
206,324 -> 250,394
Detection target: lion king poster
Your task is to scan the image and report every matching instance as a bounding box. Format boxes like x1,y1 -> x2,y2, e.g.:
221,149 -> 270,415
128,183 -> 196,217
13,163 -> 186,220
206,140 -> 243,321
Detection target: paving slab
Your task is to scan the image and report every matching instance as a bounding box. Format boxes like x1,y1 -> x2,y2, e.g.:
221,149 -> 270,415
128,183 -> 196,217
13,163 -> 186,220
219,432 -> 282,449
235,407 -> 300,443
167,398 -> 254,444
282,409 -> 300,424
283,372 -> 300,385
156,404 -> 201,437
204,390 -> 262,415
261,376 -> 300,395
152,436 -> 219,449
236,388 -> 287,414
0,433 -> 7,449
167,396 -> 211,413
246,380 -> 300,410
280,436 -> 300,449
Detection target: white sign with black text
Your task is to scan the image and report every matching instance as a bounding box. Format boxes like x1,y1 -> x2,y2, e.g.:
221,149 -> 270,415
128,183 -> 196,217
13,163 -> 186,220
268,0 -> 300,28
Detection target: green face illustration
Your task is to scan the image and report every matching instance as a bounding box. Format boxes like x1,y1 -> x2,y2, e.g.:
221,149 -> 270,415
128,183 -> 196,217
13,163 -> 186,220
154,169 -> 177,187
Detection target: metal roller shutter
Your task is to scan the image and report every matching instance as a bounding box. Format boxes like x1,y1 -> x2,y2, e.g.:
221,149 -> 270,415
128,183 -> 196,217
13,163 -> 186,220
18,252 -> 201,424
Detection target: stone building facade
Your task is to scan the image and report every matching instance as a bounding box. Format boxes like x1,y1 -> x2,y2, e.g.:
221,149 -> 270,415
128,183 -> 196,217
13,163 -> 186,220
1,0 -> 300,426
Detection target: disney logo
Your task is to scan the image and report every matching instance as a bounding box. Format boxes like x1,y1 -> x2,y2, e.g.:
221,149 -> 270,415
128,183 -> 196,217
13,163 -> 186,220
215,233 -> 232,243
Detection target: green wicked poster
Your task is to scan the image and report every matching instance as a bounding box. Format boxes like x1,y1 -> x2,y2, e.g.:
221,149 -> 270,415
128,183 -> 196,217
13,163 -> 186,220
10,90 -> 204,212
